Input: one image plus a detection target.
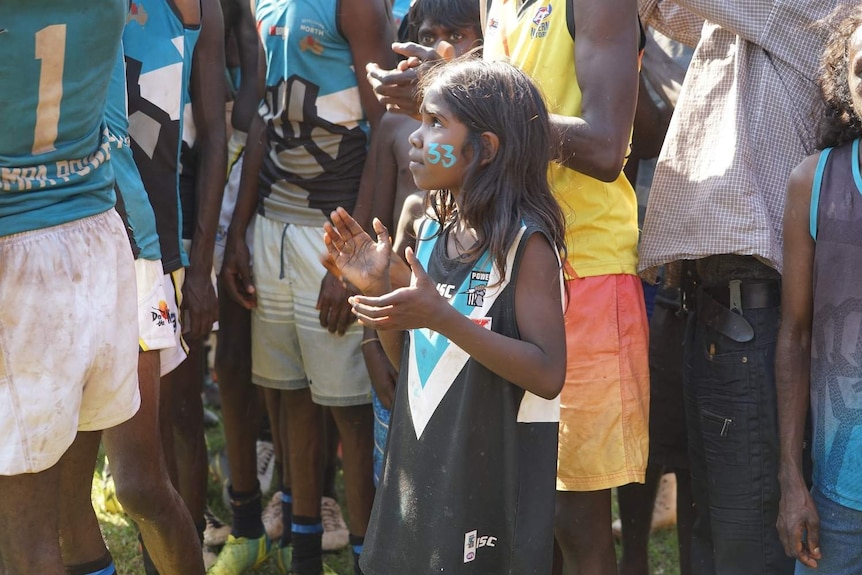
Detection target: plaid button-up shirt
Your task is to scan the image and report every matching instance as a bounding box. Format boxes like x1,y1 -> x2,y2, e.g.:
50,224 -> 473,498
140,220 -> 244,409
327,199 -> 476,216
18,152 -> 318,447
638,0 -> 852,278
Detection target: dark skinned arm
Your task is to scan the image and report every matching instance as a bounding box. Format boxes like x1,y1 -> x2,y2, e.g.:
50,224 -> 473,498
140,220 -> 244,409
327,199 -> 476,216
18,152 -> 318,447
776,154 -> 821,570
316,0 -> 395,335
184,0 -> 227,340
221,37 -> 267,310
552,0 -> 639,182
229,0 -> 260,133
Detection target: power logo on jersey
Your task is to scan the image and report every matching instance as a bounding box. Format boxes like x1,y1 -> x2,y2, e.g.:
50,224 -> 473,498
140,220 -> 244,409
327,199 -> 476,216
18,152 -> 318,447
531,4 -> 552,38
465,270 -> 489,307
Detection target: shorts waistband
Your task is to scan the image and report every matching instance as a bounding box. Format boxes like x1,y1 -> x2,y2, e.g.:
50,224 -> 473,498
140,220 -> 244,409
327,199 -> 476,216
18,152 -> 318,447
0,209 -> 114,246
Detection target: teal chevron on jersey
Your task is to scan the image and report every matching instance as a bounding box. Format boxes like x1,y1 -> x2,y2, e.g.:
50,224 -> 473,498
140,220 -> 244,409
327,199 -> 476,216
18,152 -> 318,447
0,0 -> 126,235
407,219 -> 511,439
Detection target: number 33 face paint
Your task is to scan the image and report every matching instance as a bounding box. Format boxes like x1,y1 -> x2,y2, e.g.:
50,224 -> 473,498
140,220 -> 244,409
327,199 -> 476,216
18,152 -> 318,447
426,142 -> 457,167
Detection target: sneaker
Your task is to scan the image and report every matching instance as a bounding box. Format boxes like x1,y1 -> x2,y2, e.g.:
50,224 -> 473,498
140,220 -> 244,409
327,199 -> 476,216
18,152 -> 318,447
320,496 -> 349,552
206,534 -> 271,575
203,545 -> 219,570
204,508 -> 232,547
257,440 -> 276,494
262,491 -> 284,541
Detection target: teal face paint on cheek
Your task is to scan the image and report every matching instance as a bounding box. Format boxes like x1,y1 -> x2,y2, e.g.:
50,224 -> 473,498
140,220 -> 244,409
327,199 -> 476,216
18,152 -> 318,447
427,142 -> 441,164
440,144 -> 456,168
426,142 -> 457,167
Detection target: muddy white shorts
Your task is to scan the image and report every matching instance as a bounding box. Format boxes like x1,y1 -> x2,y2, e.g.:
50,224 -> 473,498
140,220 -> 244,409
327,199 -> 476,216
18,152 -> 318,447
0,210 -> 140,475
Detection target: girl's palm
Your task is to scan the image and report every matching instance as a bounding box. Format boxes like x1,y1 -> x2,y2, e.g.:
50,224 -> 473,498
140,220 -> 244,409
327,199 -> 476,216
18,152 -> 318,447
324,208 -> 392,295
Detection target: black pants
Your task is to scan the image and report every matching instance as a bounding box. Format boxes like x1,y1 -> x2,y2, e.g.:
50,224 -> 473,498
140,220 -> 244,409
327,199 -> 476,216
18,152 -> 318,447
683,272 -> 793,575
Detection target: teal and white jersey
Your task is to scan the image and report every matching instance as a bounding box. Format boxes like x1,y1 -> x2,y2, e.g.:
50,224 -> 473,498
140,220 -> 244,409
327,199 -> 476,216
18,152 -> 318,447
0,0 -> 125,236
255,0 -> 369,226
107,45 -> 162,261
123,0 -> 200,272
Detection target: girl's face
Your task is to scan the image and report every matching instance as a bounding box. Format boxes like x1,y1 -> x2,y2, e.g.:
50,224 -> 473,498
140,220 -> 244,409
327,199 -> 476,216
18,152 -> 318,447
417,19 -> 481,57
408,86 -> 471,194
849,25 -> 862,119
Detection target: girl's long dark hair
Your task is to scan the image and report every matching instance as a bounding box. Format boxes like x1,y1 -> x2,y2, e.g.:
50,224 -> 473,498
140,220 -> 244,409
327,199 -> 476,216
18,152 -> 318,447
817,5 -> 862,149
417,59 -> 566,279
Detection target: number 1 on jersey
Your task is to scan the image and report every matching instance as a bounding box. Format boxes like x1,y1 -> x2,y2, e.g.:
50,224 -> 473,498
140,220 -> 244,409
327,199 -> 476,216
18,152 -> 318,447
33,24 -> 66,155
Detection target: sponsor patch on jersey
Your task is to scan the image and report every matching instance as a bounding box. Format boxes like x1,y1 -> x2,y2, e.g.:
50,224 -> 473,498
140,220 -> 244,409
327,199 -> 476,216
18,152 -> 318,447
299,35 -> 324,54
531,4 -> 552,38
464,530 -> 497,563
268,25 -> 287,38
128,2 -> 148,26
151,300 -> 176,330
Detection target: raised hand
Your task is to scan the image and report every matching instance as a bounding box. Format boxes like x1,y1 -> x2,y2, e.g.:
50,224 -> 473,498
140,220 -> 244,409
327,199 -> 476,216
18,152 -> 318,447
324,207 -> 393,297
366,41 -> 456,117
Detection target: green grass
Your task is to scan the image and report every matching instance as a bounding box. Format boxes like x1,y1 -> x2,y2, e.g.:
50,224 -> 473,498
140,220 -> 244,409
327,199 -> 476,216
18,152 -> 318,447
94,414 -> 681,575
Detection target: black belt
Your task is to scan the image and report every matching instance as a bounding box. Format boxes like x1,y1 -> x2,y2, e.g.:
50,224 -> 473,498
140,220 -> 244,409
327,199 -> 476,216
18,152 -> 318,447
697,281 -> 781,343
703,280 -> 781,311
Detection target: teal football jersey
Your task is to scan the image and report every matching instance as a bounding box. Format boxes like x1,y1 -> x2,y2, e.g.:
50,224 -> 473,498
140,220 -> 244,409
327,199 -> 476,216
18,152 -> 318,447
0,0 -> 126,235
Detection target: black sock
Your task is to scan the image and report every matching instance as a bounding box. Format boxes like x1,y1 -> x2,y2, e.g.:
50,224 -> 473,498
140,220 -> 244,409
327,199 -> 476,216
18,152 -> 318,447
291,515 -> 323,575
280,487 -> 293,547
65,552 -> 115,575
229,484 -> 264,539
350,534 -> 365,575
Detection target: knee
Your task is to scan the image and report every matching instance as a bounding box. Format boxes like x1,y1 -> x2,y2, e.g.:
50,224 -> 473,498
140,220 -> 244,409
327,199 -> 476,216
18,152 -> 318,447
114,474 -> 175,521
332,405 -> 372,432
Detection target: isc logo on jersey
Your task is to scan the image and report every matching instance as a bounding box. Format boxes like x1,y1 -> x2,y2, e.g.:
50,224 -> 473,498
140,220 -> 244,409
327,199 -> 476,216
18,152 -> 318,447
531,4 -> 552,38
463,530 -> 497,563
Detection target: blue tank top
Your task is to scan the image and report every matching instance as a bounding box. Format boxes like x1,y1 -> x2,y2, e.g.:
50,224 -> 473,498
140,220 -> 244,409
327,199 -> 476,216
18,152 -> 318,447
809,138 -> 862,511
123,0 -> 200,272
0,0 -> 125,236
107,45 -> 162,261
255,0 -> 369,226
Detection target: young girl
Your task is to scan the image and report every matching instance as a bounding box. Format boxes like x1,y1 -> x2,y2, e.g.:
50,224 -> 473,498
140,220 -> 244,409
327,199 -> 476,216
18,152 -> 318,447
776,6 -> 862,573
324,59 -> 567,575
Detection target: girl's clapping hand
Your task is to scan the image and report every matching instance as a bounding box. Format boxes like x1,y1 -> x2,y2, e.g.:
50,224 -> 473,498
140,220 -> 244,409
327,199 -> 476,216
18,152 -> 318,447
348,246 -> 450,333
324,207 -> 393,296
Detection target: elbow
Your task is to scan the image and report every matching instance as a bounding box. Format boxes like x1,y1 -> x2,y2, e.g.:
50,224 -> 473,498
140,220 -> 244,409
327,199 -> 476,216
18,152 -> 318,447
573,146 -> 626,182
592,147 -> 627,182
538,366 -> 566,400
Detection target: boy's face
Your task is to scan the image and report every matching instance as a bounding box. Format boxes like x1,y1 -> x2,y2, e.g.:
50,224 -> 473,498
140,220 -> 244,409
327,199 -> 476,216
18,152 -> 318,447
849,25 -> 862,119
417,20 -> 481,57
